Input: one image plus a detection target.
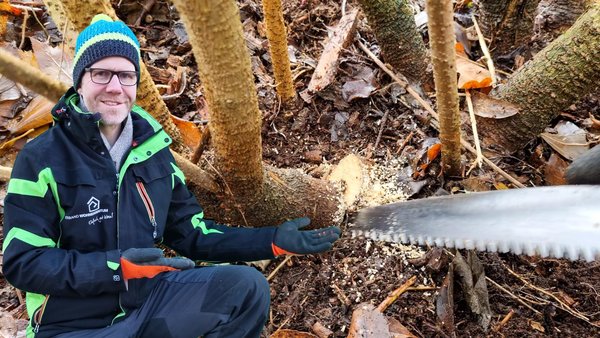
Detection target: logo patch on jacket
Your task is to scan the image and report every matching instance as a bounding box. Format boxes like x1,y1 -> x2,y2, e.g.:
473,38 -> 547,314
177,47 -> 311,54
64,196 -> 113,225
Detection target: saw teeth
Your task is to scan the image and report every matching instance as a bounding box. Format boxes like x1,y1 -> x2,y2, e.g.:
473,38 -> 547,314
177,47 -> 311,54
538,244 -> 550,258
525,243 -> 536,256
566,246 -> 579,261
464,239 -> 475,250
486,242 -> 498,253
582,249 -> 595,262
425,236 -> 434,246
475,240 -> 486,252
510,242 -> 523,255
399,233 -> 409,244
498,241 -> 510,253
454,239 -> 465,249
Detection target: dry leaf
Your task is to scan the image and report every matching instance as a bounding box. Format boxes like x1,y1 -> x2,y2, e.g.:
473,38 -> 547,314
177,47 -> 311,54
29,38 -> 73,85
470,91 -> 519,119
436,264 -> 455,333
541,121 -> 589,161
456,54 -> 492,89
170,115 -> 201,150
4,95 -> 53,135
543,153 -> 569,185
529,319 -> 545,333
452,251 -> 492,330
387,317 -> 418,338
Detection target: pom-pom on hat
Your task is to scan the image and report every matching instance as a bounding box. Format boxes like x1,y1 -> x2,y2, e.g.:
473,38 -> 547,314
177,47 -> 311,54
72,14 -> 141,88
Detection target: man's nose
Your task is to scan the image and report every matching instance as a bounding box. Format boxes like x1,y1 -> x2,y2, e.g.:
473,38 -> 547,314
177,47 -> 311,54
105,74 -> 123,93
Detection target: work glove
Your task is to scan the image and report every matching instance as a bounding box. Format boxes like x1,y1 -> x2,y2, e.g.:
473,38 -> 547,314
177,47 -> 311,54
272,217 -> 341,256
120,248 -> 195,280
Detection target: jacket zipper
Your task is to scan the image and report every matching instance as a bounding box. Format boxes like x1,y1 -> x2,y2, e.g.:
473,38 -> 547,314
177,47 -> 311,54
32,295 -> 50,333
135,181 -> 157,239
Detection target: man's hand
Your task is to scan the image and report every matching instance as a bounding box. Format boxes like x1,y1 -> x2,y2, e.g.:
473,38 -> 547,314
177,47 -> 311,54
120,248 -> 195,280
272,217 -> 341,256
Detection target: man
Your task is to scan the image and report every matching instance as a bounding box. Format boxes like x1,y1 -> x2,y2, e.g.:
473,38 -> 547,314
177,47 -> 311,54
2,14 -> 340,338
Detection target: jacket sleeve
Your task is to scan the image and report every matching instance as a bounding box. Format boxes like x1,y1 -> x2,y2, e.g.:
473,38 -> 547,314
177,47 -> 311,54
162,162 -> 276,262
2,149 -> 126,297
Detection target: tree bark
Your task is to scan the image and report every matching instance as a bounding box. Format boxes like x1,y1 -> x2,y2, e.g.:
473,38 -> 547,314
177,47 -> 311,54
477,4 -> 600,152
262,0 -> 295,103
357,0 -> 431,84
42,0 -> 77,57
171,0 -> 343,227
57,0 -> 189,155
426,0 -> 461,176
532,0 -> 587,52
476,0 -> 540,57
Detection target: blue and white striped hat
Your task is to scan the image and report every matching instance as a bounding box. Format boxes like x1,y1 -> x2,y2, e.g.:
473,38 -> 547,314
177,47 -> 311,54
72,14 -> 141,88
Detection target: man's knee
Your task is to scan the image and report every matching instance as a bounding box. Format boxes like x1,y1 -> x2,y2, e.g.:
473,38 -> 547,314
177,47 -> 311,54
205,266 -> 270,309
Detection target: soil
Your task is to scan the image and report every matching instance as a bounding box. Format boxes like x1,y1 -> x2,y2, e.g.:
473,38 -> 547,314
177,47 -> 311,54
1,1 -> 600,338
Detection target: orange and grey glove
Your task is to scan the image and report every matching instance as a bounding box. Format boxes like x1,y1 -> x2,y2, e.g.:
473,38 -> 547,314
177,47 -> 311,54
272,217 -> 341,256
120,248 -> 195,280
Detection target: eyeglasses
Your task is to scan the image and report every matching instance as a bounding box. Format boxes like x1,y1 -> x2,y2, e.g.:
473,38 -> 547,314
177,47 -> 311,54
84,68 -> 139,86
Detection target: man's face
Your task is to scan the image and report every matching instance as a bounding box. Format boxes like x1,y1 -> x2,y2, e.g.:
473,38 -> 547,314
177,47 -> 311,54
77,56 -> 137,127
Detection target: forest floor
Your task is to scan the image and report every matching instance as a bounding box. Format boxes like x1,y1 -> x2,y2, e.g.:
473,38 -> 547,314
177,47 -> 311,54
1,0 -> 600,337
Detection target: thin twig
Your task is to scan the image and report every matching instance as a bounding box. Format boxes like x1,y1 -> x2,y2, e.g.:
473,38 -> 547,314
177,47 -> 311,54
502,263 -> 598,326
471,14 -> 497,87
396,130 -> 414,154
267,255 -> 292,281
377,275 -> 417,312
374,109 -> 389,151
493,309 -> 515,331
485,276 -> 541,315
19,9 -> 29,50
29,7 -> 48,40
406,285 -> 438,291
357,40 -> 525,188
465,90 -> 483,174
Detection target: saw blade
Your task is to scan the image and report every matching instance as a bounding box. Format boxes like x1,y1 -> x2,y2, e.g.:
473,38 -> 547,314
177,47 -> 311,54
351,186 -> 600,261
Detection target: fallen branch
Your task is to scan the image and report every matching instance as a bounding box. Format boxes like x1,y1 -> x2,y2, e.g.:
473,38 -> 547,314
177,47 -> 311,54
377,275 -> 417,312
0,48 -> 69,101
465,90 -> 483,173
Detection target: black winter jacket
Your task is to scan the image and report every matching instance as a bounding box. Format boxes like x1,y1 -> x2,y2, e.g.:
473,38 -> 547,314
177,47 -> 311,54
2,88 -> 276,337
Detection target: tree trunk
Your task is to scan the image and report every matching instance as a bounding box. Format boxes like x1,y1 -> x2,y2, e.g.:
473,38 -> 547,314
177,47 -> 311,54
57,0 -> 189,155
477,4 -> 600,152
262,0 -> 295,103
171,0 -> 343,227
532,0 -> 587,52
426,0 -> 461,176
42,0 -> 77,57
476,0 -> 540,57
357,0 -> 431,84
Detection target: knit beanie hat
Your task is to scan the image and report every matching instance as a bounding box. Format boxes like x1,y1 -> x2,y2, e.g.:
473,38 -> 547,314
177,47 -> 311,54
72,14 -> 141,88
